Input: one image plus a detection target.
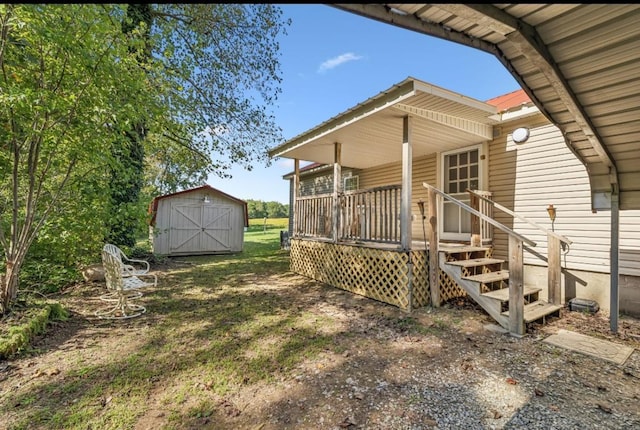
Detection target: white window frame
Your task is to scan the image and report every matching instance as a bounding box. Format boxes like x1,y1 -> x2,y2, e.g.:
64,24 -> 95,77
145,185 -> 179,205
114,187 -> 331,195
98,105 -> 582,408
343,175 -> 359,192
438,144 -> 486,241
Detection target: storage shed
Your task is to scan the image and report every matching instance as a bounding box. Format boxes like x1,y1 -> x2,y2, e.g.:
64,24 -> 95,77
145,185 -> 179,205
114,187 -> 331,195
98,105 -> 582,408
148,185 -> 248,256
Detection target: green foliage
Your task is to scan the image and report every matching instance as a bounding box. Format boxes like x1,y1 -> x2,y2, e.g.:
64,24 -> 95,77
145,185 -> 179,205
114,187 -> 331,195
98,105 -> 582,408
141,4 -> 291,195
0,302 -> 68,359
246,199 -> 289,219
0,4 -> 154,312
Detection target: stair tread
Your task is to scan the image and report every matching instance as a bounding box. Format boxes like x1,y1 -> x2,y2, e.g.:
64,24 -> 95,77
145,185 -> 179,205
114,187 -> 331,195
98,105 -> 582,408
446,258 -> 505,268
481,285 -> 542,302
439,245 -> 491,254
502,301 -> 563,323
463,270 -> 510,283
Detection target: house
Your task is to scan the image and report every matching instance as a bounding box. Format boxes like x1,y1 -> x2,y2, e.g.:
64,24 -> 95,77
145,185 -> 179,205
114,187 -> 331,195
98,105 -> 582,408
148,185 -> 248,256
269,77 -> 640,335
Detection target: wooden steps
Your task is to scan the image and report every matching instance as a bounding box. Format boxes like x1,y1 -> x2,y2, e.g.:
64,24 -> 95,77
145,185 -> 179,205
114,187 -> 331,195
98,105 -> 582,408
439,245 -> 562,335
482,285 -> 541,301
463,270 -> 510,284
502,301 -> 562,323
446,258 -> 504,268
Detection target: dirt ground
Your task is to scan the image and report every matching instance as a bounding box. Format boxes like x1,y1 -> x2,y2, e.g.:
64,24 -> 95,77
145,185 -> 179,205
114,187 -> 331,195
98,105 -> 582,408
1,262 -> 639,430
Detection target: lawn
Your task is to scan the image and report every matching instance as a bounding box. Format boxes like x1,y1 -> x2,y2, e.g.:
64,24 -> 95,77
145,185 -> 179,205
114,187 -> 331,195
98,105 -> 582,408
2,217 -> 338,429
2,216 -> 640,429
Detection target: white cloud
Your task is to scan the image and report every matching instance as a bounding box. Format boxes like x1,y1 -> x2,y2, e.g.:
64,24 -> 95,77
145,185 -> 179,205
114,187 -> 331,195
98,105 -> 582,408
318,52 -> 363,73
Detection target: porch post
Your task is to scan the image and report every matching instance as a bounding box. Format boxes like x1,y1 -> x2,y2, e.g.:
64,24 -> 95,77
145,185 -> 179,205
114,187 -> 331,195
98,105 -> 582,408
333,142 -> 342,243
293,159 -> 300,237
401,116 -> 412,250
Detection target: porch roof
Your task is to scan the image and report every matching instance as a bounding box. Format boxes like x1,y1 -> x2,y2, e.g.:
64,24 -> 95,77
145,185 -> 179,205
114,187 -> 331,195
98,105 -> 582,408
268,77 -> 499,170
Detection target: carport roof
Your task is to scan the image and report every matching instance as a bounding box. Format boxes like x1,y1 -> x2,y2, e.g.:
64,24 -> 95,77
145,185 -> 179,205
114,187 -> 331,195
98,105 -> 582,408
331,4 -> 640,210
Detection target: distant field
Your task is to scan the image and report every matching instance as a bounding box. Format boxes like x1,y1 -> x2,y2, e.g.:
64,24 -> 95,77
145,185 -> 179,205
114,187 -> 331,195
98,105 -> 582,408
247,217 -> 288,232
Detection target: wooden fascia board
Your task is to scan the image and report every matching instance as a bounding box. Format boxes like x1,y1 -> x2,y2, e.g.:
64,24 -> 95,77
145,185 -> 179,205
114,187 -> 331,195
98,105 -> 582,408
393,104 -> 493,140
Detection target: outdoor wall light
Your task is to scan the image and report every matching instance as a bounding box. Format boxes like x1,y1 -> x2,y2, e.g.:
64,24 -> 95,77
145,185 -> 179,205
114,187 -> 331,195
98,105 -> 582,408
512,127 -> 530,144
203,196 -> 210,203
547,204 -> 556,231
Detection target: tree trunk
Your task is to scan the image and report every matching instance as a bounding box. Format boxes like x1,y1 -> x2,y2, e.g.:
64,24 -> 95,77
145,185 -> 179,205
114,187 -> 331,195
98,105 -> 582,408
106,4 -> 152,247
0,261 -> 20,315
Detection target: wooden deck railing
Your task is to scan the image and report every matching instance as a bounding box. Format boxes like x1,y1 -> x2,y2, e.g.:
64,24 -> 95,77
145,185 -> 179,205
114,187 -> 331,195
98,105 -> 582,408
294,185 -> 402,244
340,185 -> 401,243
295,193 -> 333,239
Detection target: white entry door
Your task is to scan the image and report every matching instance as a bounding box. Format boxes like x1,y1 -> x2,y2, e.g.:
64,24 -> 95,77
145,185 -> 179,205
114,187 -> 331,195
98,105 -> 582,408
440,147 -> 482,241
169,204 -> 232,253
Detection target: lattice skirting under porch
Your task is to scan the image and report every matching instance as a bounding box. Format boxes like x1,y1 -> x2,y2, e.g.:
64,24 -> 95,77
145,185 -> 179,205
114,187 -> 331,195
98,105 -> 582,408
290,239 -> 432,310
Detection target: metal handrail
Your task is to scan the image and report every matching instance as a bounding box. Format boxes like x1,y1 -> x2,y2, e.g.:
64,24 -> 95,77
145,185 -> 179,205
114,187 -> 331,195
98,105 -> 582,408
423,183 -> 536,247
467,189 -> 572,245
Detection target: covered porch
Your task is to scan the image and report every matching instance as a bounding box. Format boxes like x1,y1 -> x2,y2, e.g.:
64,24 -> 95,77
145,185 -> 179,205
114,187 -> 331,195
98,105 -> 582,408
269,77 -> 499,311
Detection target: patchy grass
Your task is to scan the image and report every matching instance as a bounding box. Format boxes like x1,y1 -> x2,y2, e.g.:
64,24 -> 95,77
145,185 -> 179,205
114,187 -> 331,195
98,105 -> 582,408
1,217 -> 344,430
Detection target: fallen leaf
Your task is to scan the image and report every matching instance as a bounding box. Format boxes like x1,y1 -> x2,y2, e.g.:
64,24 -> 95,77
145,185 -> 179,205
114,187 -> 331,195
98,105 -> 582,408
549,405 -> 559,412
534,388 -> 544,397
506,378 -> 518,385
492,410 -> 503,419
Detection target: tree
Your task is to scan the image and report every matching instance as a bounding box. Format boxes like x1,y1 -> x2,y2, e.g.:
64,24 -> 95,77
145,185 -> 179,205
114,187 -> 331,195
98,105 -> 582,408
0,4 -> 153,313
108,4 -> 290,245
246,199 -> 288,219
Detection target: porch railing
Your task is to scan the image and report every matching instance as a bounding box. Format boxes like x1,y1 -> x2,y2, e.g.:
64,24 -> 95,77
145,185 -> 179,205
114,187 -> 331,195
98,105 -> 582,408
295,193 -> 333,239
294,185 -> 401,244
340,185 -> 401,243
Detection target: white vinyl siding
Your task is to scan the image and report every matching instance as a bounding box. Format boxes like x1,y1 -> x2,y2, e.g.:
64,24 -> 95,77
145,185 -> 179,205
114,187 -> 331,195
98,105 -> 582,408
489,118 -> 640,276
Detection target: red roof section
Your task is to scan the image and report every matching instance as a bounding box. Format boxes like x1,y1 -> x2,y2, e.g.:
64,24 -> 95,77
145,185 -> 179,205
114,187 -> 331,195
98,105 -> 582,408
148,185 -> 248,227
485,88 -> 531,112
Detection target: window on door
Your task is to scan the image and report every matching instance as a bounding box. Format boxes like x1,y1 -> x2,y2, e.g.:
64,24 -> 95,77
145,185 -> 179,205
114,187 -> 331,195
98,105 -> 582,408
444,149 -> 479,194
442,148 -> 480,239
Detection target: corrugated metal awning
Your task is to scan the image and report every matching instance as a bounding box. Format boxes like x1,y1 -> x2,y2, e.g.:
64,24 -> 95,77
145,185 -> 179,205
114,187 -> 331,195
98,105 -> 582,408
333,4 -> 640,211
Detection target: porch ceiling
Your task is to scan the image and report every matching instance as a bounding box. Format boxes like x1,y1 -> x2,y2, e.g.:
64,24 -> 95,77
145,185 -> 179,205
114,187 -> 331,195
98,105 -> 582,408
331,4 -> 640,210
269,77 -> 498,170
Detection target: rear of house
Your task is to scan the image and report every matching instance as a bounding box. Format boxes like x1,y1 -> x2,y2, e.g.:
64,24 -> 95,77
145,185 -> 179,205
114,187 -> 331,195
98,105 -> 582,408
149,185 -> 248,256
270,77 -> 640,335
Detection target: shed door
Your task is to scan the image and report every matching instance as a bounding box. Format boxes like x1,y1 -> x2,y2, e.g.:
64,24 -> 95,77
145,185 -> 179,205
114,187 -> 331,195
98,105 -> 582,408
169,204 -> 232,253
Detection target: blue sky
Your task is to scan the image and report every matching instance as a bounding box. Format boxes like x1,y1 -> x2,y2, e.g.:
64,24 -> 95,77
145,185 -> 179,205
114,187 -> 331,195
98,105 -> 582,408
208,4 -> 521,205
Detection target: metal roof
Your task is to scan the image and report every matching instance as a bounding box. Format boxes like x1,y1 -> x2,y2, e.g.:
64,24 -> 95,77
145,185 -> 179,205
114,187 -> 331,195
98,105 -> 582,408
332,4 -> 640,211
269,76 -> 499,171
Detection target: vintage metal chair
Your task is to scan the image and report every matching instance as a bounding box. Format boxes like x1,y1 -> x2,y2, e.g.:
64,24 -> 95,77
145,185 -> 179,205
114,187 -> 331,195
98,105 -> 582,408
99,244 -> 156,302
103,243 -> 151,276
95,245 -> 157,319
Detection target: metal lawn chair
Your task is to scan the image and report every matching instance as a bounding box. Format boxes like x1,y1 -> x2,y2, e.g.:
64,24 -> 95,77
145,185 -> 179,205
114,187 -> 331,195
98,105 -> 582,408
95,245 -> 157,319
99,244 -> 157,302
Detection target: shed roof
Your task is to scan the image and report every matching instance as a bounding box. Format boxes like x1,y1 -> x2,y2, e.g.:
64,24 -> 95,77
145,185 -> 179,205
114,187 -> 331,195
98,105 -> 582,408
332,4 -> 640,211
148,185 -> 248,227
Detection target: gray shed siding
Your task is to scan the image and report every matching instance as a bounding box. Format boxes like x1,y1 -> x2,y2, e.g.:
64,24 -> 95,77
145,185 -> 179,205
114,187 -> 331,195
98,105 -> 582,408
151,188 -> 245,256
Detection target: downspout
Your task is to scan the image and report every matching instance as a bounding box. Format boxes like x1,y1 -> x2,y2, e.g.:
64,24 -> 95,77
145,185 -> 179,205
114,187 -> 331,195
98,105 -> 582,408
610,191 -> 620,333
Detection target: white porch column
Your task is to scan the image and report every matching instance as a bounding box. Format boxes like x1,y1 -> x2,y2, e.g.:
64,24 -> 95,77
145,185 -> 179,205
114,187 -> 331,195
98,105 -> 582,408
293,159 -> 299,237
401,116 -> 412,250
333,142 -> 342,243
